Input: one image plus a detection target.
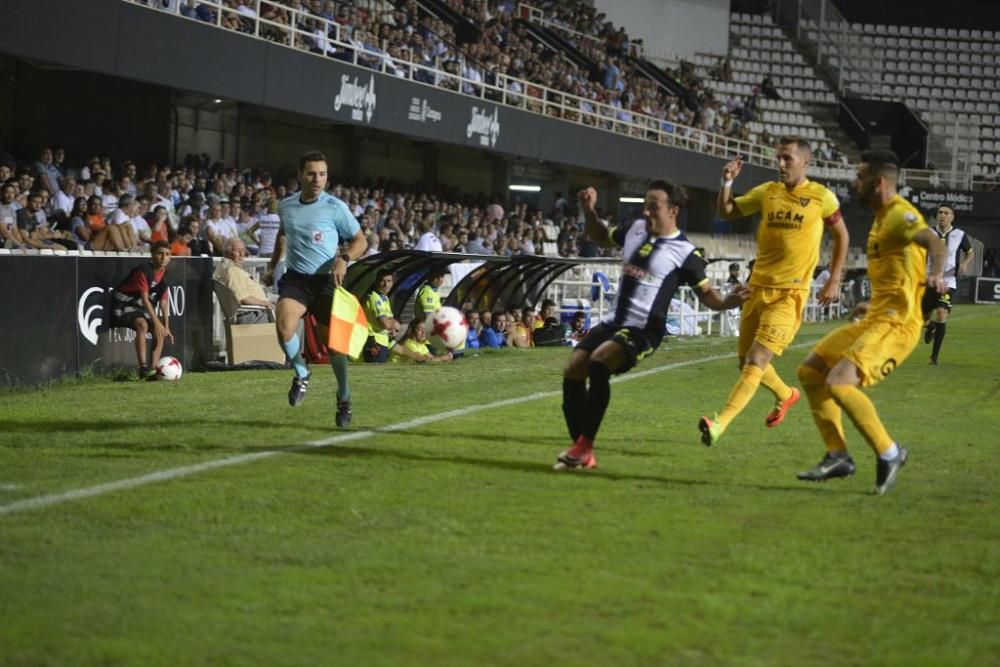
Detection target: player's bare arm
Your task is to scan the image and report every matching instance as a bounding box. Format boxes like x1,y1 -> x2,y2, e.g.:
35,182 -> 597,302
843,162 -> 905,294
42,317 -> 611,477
264,230 -> 285,286
695,281 -> 750,311
817,218 -> 850,306
334,229 -> 368,287
717,157 -> 744,219
915,228 -> 948,294
578,187 -> 613,248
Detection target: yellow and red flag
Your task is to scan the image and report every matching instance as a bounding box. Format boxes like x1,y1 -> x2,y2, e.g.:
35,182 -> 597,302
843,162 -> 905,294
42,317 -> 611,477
327,286 -> 368,360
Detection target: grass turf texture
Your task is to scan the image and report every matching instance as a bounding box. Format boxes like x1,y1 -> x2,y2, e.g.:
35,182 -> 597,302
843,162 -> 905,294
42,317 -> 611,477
1,307 -> 998,666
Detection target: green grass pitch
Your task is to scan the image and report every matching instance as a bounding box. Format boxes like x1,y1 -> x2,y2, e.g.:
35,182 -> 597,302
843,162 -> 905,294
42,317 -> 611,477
1,307 -> 998,666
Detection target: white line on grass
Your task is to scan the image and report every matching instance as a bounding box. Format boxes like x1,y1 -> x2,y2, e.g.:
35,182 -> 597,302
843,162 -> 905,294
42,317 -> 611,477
0,342 -> 814,516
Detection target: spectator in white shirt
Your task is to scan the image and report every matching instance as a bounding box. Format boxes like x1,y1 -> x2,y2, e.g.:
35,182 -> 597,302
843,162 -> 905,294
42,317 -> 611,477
414,214 -> 443,252
51,176 -> 76,221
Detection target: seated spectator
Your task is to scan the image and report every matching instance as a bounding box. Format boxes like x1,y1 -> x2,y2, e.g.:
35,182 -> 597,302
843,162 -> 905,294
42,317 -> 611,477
726,262 -> 742,285
362,269 -> 401,363
169,225 -> 194,257
147,205 -> 171,243
568,310 -> 588,345
15,191 -> 76,251
213,238 -> 274,323
510,307 -> 534,348
203,200 -> 238,255
533,298 -> 556,329
0,182 -> 25,248
480,311 -> 511,348
414,266 -> 448,322
391,319 -> 452,363
465,309 -> 481,350
109,241 -> 174,380
761,75 -> 780,100
108,194 -> 142,250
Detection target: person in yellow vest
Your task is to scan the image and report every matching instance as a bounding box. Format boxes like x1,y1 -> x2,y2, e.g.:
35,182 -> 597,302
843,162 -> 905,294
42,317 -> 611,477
390,319 -> 453,363
414,266 -> 448,322
362,269 -> 401,363
699,136 -> 850,447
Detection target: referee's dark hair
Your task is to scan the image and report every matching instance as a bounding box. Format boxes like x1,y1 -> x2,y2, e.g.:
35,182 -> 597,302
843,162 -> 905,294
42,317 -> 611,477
298,150 -> 328,171
860,149 -> 900,179
647,179 -> 688,209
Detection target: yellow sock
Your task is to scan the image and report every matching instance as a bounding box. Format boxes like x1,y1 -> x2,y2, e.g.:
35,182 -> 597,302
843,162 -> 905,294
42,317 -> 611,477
761,363 -> 794,402
828,384 -> 894,455
797,365 -> 847,453
718,364 -> 764,428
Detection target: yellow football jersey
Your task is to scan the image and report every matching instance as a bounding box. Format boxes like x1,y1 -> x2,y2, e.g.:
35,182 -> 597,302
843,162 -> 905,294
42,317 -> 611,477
733,179 -> 840,289
865,194 -> 928,326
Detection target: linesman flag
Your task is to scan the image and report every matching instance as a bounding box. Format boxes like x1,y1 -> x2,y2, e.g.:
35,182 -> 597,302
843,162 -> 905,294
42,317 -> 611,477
327,286 -> 368,360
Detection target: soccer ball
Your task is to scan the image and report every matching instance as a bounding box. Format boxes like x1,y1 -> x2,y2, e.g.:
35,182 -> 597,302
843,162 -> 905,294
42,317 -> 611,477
155,356 -> 183,381
427,306 -> 468,350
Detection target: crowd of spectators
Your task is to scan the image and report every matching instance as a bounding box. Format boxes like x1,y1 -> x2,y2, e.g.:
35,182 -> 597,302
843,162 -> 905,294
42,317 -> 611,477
0,146 -> 618,261
136,0 -> 840,155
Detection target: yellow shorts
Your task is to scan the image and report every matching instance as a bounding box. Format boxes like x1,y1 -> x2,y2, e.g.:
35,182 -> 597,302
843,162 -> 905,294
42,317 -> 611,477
738,287 -> 807,357
812,318 -> 921,388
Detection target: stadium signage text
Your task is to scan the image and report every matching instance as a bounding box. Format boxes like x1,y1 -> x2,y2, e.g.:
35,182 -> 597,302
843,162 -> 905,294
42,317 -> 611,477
407,97 -> 442,123
334,74 -> 377,123
466,106 -> 500,147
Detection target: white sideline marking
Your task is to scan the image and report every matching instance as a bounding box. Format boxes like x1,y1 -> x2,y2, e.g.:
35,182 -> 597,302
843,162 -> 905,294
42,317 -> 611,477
0,483 -> 20,491
0,343 -> 811,516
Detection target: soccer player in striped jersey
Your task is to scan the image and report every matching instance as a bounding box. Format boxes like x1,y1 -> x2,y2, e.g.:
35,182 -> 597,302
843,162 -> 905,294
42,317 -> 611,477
922,205 -> 974,364
796,150 -> 946,494
554,182 -> 748,471
700,137 -> 850,447
264,151 -> 367,427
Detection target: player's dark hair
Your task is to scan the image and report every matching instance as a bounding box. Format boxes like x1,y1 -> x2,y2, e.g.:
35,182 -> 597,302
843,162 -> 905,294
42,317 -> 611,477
859,149 -> 900,178
647,179 -> 688,209
428,266 -> 449,280
936,204 -> 955,214
778,135 -> 812,156
150,240 -> 170,254
299,151 -> 327,171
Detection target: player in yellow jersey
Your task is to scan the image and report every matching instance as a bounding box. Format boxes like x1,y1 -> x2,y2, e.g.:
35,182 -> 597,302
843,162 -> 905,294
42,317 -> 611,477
796,150 -> 946,495
699,137 -> 850,446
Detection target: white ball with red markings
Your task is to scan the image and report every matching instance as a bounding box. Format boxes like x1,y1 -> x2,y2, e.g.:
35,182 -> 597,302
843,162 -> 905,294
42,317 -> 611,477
155,356 -> 183,382
427,306 -> 468,350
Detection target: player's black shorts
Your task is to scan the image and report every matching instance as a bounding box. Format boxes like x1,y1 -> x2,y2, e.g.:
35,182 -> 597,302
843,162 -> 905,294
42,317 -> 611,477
278,270 -> 334,325
921,286 -> 956,317
575,322 -> 660,374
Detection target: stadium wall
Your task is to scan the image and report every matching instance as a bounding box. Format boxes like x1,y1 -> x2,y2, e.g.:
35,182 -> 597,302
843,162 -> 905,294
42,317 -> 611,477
0,255 -> 214,388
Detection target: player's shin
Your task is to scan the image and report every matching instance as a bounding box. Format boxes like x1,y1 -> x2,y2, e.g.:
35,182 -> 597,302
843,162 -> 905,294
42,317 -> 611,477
562,377 -> 586,442
329,353 -> 350,402
278,332 -> 309,379
580,361 -> 612,442
760,363 -> 793,401
828,384 -> 894,455
717,363 -> 764,427
931,322 -> 946,360
797,365 -> 847,453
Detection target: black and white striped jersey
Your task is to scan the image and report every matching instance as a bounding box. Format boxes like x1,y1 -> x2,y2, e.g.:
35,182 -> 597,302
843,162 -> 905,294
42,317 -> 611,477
603,219 -> 709,333
928,225 -> 972,288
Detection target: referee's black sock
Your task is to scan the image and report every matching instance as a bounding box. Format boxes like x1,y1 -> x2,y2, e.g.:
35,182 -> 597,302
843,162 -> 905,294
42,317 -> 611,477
581,361 -> 612,441
931,321 -> 946,360
562,377 -> 586,442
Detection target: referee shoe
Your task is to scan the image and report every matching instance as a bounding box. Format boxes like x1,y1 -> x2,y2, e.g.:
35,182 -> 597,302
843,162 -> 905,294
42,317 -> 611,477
336,399 -> 352,428
875,447 -> 909,496
288,372 -> 311,407
797,452 -> 856,482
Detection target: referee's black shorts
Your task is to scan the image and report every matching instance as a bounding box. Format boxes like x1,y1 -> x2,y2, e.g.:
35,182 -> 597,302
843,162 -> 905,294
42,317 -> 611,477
575,322 -> 660,374
277,270 -> 334,325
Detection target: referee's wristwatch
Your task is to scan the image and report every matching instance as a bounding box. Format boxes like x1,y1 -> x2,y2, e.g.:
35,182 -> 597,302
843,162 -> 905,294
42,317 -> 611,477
338,252 -> 351,264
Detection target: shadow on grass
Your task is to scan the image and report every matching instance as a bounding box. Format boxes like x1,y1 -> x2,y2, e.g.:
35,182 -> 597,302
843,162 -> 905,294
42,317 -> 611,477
290,440 -> 832,496
0,417 -> 336,437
